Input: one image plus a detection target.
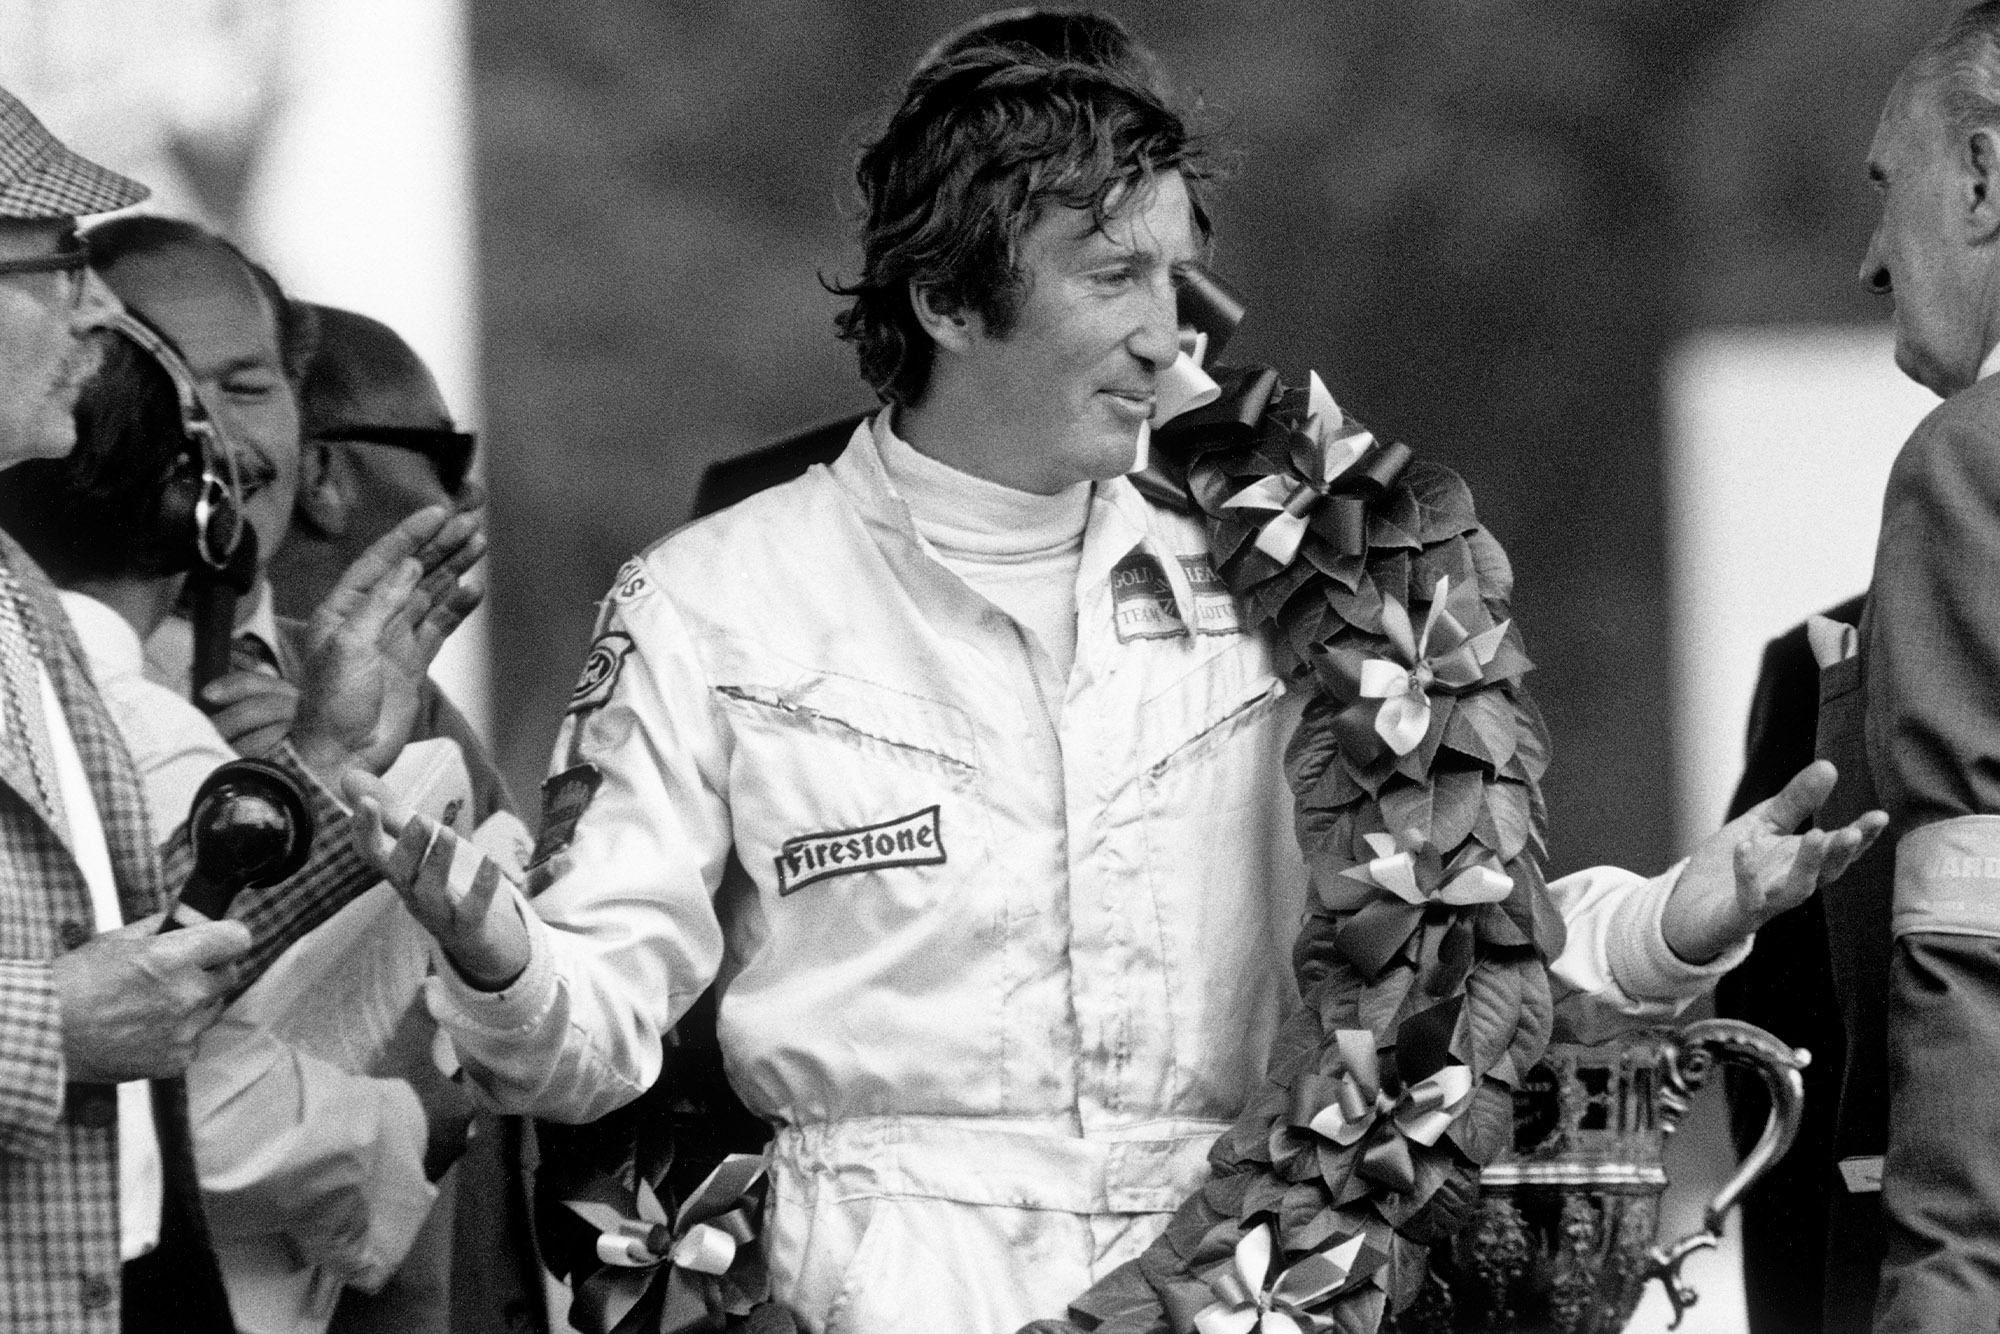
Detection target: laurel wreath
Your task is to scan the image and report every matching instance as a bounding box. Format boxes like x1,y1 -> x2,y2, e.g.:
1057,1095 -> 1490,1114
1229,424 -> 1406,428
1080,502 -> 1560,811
1036,367 -> 1563,1334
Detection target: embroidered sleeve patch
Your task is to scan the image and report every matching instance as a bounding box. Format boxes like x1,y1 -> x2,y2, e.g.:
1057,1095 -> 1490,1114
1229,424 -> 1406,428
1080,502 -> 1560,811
529,762 -> 602,869
775,806 -> 945,896
610,557 -> 651,603
1110,550 -> 1187,642
1177,553 -> 1244,635
568,632 -> 634,713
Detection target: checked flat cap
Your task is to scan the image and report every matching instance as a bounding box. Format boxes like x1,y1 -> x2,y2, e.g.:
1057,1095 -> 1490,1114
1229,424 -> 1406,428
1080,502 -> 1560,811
0,85 -> 146,220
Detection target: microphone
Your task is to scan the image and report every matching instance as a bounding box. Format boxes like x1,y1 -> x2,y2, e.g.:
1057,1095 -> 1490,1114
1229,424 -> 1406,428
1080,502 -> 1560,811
168,758 -> 313,926
190,526 -> 260,708
70,761 -> 315,1128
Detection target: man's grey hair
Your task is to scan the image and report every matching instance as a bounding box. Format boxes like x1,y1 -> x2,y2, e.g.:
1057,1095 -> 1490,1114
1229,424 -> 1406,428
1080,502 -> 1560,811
1905,2 -> 2000,135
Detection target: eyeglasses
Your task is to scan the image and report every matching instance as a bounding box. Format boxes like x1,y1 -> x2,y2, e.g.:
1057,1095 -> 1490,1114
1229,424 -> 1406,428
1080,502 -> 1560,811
311,425 -> 476,495
0,233 -> 90,309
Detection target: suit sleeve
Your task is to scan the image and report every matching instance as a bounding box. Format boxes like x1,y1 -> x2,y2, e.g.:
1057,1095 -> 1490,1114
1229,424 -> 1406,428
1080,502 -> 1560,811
422,572 -> 733,1122
157,742 -> 375,1002
1545,862 -> 1748,1044
187,1012 -> 433,1287
0,958 -> 63,1158
1864,395 -> 2000,1332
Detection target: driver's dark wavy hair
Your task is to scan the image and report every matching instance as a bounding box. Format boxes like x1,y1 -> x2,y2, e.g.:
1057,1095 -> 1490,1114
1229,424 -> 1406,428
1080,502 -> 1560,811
831,44 -> 1213,406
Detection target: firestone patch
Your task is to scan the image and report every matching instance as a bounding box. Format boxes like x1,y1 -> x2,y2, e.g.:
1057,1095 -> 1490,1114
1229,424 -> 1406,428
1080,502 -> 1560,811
776,806 -> 946,896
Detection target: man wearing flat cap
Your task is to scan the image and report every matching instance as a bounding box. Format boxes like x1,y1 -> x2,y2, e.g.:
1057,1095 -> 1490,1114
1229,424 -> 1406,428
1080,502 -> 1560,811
0,85 -> 253,1334
0,88 -> 459,1334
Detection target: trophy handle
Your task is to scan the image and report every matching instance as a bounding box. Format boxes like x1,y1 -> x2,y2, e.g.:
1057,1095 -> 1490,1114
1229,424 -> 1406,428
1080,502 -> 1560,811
1641,1018 -> 1809,1329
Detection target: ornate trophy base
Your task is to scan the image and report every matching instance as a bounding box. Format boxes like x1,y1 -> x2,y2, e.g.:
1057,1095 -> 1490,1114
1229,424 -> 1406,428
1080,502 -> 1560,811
1387,1018 -> 1805,1334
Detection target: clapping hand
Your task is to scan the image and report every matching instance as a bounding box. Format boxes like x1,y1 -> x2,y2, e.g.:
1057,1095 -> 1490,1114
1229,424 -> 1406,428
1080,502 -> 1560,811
291,493 -> 486,783
344,771 -> 529,992
1663,760 -> 1888,963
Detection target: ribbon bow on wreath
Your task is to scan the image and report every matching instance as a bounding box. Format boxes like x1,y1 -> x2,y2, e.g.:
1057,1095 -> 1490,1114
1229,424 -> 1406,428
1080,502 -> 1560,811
1281,1029 -> 1474,1203
1319,575 -> 1513,761
1317,827 -> 1514,984
563,1153 -> 771,1334
1187,1222 -> 1377,1334
1218,373 -> 1411,566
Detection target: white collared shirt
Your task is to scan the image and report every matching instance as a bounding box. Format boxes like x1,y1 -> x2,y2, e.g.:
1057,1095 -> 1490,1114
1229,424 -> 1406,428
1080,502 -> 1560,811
62,592 -> 238,836
61,589 -> 435,1328
40,594 -> 166,1262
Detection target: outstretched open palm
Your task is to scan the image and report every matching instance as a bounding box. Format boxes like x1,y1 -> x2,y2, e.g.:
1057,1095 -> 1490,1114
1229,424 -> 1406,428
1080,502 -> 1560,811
1665,759 -> 1888,962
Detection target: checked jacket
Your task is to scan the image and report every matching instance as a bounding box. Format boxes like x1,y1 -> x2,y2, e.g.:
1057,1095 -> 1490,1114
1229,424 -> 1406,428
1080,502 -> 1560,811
0,532 -> 371,1334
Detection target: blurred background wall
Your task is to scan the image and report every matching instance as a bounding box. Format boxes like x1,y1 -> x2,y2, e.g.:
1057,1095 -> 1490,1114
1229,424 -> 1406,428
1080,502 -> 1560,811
475,0 -> 1958,869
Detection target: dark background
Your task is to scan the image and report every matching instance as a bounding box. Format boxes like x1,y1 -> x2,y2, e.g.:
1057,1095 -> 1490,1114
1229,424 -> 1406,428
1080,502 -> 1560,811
475,0 -> 1958,873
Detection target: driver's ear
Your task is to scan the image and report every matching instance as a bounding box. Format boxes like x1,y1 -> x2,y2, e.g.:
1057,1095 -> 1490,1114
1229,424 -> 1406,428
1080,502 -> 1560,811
909,281 -> 975,354
294,439 -> 357,539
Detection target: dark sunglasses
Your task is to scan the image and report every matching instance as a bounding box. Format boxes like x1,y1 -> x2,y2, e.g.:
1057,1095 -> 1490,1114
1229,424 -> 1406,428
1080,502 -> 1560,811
311,425 -> 475,495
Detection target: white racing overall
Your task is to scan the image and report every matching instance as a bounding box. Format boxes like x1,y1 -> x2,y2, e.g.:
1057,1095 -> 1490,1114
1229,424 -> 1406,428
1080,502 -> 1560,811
431,418 -> 1736,1333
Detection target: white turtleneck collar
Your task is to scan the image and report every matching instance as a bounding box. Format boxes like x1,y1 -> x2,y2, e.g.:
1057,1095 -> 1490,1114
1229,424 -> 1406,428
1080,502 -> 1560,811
876,414 -> 1090,715
876,415 -> 1092,561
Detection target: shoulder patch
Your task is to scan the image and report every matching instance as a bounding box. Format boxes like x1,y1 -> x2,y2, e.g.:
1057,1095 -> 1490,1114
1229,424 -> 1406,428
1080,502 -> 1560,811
1110,549 -> 1187,642
775,806 -> 945,896
610,557 -> 651,603
528,762 -> 603,869
1177,553 -> 1244,636
568,632 -> 634,713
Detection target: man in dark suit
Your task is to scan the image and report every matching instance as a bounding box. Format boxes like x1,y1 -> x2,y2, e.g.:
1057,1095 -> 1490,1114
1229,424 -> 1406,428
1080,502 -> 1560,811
1717,593 -> 1863,1334
1818,5 -> 2000,1326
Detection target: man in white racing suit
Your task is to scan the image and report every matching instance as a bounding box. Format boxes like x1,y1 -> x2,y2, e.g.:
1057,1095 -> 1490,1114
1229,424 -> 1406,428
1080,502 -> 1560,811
350,26 -> 1881,1334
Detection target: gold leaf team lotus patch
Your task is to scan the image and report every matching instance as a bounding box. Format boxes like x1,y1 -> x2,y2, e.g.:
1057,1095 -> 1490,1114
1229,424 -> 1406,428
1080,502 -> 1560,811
1110,549 -> 1186,642
568,632 -> 633,713
775,806 -> 946,896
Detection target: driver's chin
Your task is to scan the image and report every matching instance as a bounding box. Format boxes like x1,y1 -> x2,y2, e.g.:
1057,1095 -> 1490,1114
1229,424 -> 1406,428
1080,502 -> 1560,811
1101,423 -> 1148,479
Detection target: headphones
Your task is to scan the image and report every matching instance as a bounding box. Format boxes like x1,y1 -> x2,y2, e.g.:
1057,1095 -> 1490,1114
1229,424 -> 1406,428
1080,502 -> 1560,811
104,309 -> 246,574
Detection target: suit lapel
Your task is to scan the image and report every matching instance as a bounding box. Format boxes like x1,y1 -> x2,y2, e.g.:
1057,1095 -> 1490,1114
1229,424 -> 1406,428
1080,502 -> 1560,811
0,536 -> 72,855
1,534 -> 163,920
0,701 -> 45,835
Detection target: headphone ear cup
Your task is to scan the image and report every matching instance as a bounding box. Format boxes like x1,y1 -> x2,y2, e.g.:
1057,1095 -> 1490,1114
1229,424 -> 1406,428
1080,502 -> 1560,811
153,454 -> 206,575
